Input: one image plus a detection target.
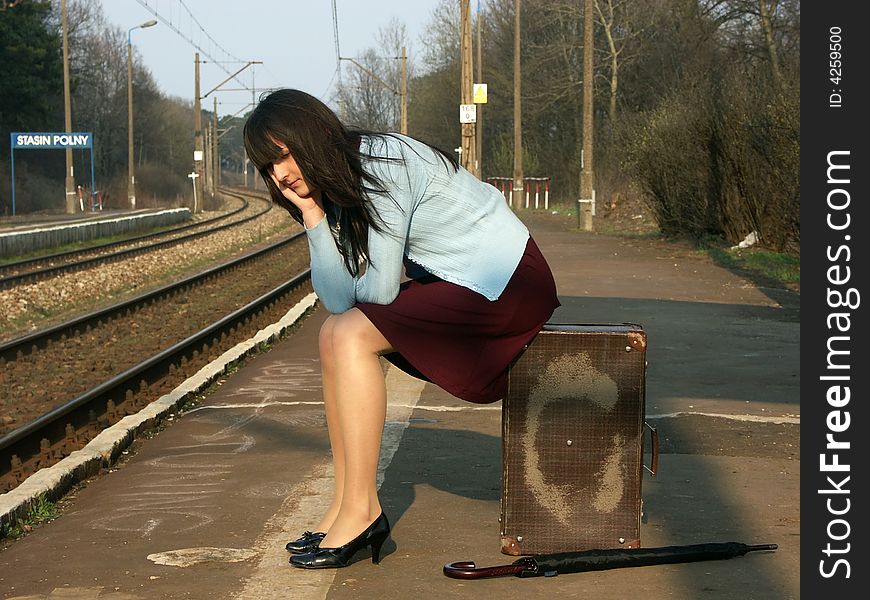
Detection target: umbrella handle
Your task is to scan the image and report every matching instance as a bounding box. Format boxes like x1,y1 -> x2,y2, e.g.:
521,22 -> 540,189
444,560 -> 533,579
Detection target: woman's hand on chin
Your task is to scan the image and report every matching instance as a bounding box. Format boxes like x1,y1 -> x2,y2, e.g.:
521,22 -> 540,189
271,173 -> 325,228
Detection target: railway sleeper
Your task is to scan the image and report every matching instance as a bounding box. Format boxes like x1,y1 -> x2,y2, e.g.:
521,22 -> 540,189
37,438 -> 64,467
106,399 -> 122,425
63,423 -> 88,454
3,455 -> 26,491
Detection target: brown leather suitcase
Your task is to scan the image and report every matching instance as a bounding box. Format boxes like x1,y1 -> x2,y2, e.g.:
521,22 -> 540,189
500,323 -> 658,556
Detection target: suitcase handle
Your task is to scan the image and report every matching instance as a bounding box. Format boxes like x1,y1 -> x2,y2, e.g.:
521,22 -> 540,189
644,421 -> 659,477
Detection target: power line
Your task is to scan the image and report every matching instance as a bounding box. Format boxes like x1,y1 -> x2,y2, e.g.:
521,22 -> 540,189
177,0 -> 241,61
321,66 -> 340,99
134,0 -> 255,94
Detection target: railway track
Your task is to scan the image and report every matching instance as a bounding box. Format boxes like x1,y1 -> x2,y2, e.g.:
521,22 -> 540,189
0,189 -> 316,493
0,189 -> 269,289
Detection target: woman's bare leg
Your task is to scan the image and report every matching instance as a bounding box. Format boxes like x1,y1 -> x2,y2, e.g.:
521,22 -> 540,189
318,308 -> 391,548
312,315 -> 344,533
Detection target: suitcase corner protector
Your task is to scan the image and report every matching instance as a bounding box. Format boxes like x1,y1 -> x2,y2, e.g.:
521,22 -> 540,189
628,331 -> 647,351
500,536 -> 523,556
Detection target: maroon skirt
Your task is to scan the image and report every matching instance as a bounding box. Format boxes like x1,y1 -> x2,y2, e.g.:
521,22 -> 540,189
356,237 -> 560,404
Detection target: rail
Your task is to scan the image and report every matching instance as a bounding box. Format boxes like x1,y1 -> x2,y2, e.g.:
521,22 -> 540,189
0,187 -> 312,492
0,188 -> 268,289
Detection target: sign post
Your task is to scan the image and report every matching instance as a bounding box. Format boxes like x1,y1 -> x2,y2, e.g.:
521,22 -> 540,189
10,132 -> 95,216
188,171 -> 200,214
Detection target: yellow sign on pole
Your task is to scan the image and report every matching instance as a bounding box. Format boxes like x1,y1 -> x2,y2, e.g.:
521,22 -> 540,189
473,83 -> 488,104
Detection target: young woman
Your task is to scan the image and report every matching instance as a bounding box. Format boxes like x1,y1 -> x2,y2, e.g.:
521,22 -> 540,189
243,89 -> 560,569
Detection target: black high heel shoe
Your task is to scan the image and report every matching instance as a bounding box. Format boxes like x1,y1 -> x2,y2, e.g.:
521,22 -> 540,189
285,531 -> 326,554
289,513 -> 390,569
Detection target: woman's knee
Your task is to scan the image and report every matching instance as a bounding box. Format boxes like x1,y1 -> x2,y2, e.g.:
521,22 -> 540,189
319,315 -> 339,362
330,309 -> 389,356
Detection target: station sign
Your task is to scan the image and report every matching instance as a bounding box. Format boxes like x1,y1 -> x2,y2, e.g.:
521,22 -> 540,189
12,132 -> 93,149
9,132 -> 96,217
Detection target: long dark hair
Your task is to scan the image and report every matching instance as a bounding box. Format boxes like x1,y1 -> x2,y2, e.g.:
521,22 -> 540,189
243,88 -> 457,276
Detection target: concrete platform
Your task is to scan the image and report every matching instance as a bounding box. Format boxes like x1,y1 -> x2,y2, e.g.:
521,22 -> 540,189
0,209 -> 191,257
0,214 -> 800,600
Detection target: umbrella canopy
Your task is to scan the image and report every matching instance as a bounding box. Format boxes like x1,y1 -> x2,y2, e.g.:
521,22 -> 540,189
444,542 -> 778,580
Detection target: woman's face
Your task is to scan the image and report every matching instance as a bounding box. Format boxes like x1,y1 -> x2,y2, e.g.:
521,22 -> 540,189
270,143 -> 317,198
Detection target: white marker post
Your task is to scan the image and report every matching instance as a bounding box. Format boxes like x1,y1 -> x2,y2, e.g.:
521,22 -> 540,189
188,171 -> 200,214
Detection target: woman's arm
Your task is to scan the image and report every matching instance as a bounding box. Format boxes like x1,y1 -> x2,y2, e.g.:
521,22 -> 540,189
306,149 -> 414,314
305,218 -> 360,314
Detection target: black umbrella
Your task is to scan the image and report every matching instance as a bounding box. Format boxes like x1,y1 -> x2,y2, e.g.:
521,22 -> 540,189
444,542 -> 778,579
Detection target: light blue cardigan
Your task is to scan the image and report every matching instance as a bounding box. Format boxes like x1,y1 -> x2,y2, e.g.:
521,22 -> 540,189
305,134 -> 530,314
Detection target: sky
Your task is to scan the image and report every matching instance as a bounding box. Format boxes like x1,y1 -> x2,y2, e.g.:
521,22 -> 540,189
98,0 -> 447,119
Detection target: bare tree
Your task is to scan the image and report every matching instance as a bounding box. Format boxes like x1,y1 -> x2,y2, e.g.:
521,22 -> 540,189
593,0 -> 661,127
419,0 -> 461,73
337,18 -> 412,131
698,0 -> 796,87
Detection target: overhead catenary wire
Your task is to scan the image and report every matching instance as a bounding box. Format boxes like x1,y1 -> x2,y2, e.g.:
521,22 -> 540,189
321,66 -> 340,99
134,0 -> 256,96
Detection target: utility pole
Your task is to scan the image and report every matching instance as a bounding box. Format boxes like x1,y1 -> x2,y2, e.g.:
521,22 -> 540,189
475,2 -> 483,177
579,0 -> 595,230
400,46 -> 408,135
213,97 -> 220,192
127,19 -> 157,210
126,31 -> 137,208
204,122 -> 212,198
193,53 -> 204,213
512,0 -> 523,209
61,0 -> 75,213
459,0 -> 477,176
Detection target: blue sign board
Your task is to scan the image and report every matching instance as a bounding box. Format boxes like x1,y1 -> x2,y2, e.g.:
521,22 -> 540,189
9,132 -> 96,216
11,132 -> 93,149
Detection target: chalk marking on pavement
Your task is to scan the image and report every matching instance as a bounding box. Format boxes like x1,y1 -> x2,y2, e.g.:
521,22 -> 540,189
646,411 -> 799,424
90,423 -> 254,535
184,403 -> 800,427
387,403 -> 501,412
218,359 -> 324,400
142,518 -> 159,538
234,365 -> 426,600
185,401 -> 325,413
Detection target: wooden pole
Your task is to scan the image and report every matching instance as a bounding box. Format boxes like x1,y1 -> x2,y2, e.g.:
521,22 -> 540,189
126,39 -> 136,208
475,2 -> 483,177
400,46 -> 408,135
512,0 -> 524,209
62,0 -> 75,213
579,0 -> 595,230
193,53 -> 203,213
460,0 -> 477,176
212,97 -> 221,190
213,97 -> 219,195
